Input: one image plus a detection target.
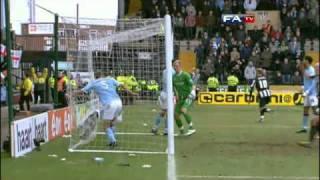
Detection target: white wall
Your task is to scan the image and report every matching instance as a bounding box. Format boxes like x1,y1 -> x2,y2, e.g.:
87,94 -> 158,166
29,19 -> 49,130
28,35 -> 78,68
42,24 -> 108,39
11,0 -> 118,34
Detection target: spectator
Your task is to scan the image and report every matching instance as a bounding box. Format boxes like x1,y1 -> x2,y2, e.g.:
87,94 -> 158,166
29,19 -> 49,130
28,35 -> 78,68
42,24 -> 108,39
201,31 -> 210,56
288,36 -> 301,58
272,58 -> 282,71
223,0 -> 233,13
252,42 -> 262,54
202,0 -> 210,15
214,57 -> 225,83
174,12 -> 185,40
206,10 -> 216,37
262,20 -> 273,36
179,0 -> 191,7
260,47 -> 272,69
273,71 -> 283,85
201,59 -> 214,81
279,40 -> 289,57
240,42 -> 252,61
159,0 -> 167,16
281,58 -> 292,84
57,71 -> 67,107
260,32 -> 270,50
215,0 -> 224,11
235,24 -> 246,42
269,38 -> 279,54
186,2 -> 196,16
195,11 -> 205,39
194,43 -> 205,68
248,26 -> 263,44
244,61 -> 256,84
249,51 -> 260,67
293,58 -> 303,73
244,0 -> 258,11
230,47 -> 240,61
288,6 -> 298,20
191,67 -> 201,85
271,27 -> 283,41
232,0 -> 242,13
185,11 -> 196,40
292,71 -> 302,85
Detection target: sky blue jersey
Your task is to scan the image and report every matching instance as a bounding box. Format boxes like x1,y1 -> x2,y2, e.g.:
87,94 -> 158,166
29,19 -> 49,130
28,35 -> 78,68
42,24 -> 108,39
303,66 -> 317,96
82,77 -> 121,105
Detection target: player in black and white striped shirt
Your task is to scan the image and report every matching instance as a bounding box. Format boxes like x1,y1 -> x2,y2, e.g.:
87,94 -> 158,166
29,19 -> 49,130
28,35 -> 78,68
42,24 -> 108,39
249,68 -> 272,122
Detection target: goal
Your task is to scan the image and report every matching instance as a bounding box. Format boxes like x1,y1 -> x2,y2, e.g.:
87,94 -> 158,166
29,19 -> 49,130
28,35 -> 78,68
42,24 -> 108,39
64,16 -> 175,155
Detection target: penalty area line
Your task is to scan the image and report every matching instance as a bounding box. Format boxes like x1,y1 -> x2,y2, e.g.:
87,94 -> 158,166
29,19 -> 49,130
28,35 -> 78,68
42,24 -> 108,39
177,175 -> 319,180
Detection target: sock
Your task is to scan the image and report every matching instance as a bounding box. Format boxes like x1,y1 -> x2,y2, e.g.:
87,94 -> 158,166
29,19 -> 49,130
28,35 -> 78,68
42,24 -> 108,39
309,126 -> 318,142
175,115 -> 183,128
302,115 -> 309,130
153,114 -> 162,129
183,113 -> 193,127
260,115 -> 264,119
106,127 -> 116,143
260,108 -> 266,116
111,126 -> 116,137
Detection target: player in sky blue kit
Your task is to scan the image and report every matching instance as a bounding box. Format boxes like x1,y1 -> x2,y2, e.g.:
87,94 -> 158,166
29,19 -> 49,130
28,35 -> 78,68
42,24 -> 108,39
296,56 -> 319,133
82,72 -> 136,147
151,68 -> 175,135
298,62 -> 319,147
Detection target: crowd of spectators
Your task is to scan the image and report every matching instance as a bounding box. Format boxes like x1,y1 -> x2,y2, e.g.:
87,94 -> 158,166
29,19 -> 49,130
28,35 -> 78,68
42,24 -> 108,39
139,0 -> 319,85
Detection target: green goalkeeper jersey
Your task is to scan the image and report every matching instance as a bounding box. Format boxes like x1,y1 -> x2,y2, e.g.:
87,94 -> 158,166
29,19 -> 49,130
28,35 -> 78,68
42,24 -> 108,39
173,71 -> 193,99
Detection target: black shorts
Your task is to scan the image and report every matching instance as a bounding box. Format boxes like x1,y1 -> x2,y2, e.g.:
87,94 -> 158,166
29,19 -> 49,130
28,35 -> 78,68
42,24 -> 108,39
259,96 -> 271,108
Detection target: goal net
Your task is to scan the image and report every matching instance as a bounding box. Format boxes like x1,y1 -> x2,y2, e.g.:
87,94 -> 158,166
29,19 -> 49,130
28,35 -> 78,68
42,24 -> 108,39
63,16 -> 174,154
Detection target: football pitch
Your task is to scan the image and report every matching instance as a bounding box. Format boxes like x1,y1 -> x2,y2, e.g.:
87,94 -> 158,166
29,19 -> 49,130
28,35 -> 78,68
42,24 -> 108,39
1,104 -> 319,180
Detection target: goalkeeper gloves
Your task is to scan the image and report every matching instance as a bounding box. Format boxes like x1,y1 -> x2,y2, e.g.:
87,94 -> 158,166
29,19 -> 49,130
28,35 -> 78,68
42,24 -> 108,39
188,90 -> 196,100
302,91 -> 308,97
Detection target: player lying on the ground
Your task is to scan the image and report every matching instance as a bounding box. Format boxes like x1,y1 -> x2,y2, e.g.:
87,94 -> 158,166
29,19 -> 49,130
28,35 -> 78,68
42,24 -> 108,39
81,72 -> 137,147
296,56 -> 319,133
172,59 -> 196,136
151,68 -> 175,135
249,68 -> 272,122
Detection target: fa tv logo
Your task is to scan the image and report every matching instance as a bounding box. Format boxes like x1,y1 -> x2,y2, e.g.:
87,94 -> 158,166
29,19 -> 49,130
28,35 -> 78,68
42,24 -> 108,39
222,14 -> 255,25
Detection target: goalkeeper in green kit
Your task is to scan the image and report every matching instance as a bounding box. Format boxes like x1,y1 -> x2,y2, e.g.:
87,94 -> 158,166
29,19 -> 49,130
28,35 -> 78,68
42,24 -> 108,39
172,59 -> 196,136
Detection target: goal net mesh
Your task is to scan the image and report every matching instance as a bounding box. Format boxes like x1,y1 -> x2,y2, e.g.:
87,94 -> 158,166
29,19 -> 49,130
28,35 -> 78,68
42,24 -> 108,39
63,17 -> 169,154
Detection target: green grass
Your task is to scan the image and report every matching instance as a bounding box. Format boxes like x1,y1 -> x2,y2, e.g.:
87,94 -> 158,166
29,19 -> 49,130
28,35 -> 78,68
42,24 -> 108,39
1,104 -> 319,180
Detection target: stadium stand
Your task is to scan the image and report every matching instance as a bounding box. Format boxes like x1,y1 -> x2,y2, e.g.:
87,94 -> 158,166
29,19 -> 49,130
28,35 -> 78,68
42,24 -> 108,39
128,0 -> 319,86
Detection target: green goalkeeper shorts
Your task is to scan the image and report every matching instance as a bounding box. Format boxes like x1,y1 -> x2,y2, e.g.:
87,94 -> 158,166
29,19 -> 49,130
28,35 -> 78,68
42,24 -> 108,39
175,97 -> 193,114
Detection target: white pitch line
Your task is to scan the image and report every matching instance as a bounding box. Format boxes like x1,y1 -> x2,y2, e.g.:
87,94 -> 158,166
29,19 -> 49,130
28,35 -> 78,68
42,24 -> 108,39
95,132 -> 154,135
177,175 -> 319,180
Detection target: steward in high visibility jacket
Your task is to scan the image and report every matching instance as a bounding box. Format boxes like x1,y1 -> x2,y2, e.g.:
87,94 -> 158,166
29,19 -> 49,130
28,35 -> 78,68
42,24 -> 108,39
207,76 -> 219,92
117,75 -> 127,90
70,79 -> 77,89
19,73 -> 33,111
147,80 -> 159,91
127,75 -> 139,92
138,80 -> 147,91
31,67 -> 48,104
227,74 -> 239,92
48,75 -> 55,101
